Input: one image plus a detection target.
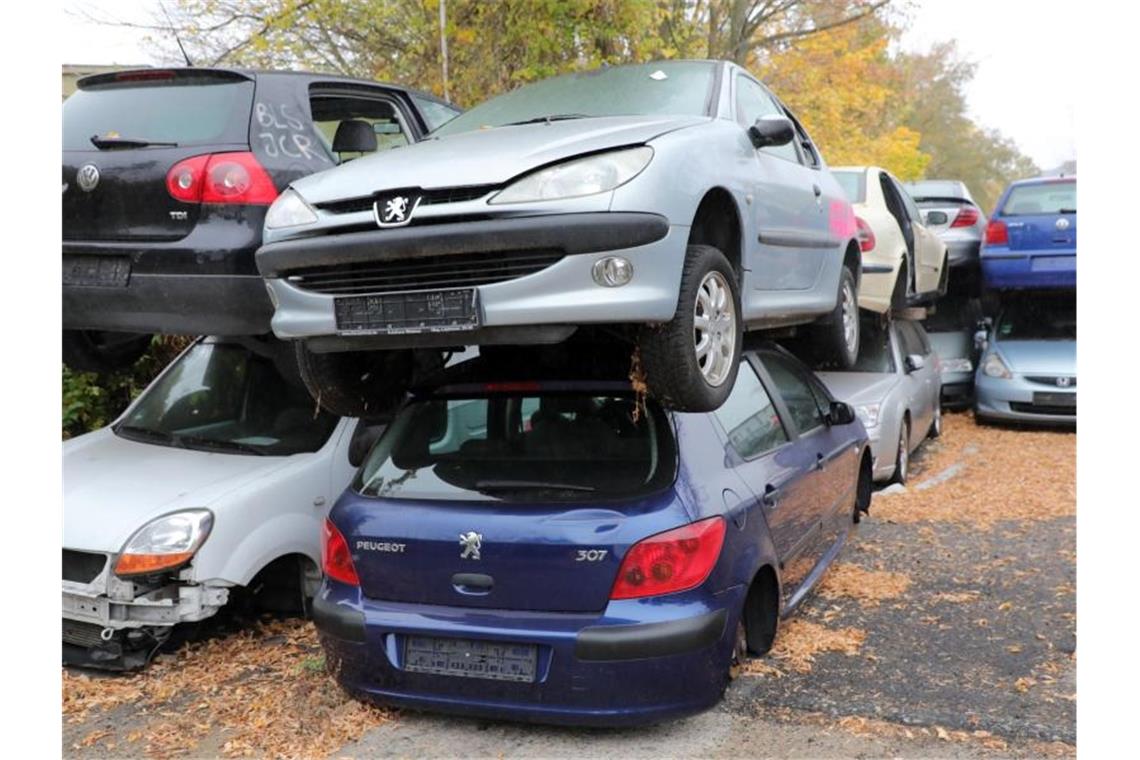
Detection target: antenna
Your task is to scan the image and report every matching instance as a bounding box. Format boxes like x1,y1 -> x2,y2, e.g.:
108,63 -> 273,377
159,1 -> 194,67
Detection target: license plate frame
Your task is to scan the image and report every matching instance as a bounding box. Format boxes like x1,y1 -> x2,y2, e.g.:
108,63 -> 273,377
63,255 -> 131,288
334,288 -> 480,335
1033,391 -> 1076,408
404,635 -> 538,683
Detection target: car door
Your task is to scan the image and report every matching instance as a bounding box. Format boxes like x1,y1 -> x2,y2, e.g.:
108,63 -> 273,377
895,321 -> 936,441
735,75 -> 829,292
894,177 -> 945,293
709,358 -> 814,604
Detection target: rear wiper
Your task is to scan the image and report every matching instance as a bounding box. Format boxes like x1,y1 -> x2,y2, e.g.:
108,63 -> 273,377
173,435 -> 268,456
475,479 -> 596,493
1058,208 -> 1076,214
114,425 -> 176,445
501,113 -> 590,127
90,135 -> 178,150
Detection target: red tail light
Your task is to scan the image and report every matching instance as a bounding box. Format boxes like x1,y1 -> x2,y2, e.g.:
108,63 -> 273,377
610,517 -> 725,600
322,519 -> 360,587
165,152 -> 278,205
855,216 -> 876,253
950,207 -> 979,228
984,219 -> 1009,245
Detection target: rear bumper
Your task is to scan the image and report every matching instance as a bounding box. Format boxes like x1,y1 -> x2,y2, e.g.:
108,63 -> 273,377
314,582 -> 740,727
940,375 -> 974,407
946,239 -> 980,267
974,373 -> 1076,426
981,252 -> 1076,290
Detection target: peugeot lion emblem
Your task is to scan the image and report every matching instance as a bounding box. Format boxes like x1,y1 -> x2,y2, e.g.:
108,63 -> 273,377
76,164 -> 100,192
1055,217 -> 1070,230
459,531 -> 483,560
374,192 -> 420,228
1056,376 -> 1072,388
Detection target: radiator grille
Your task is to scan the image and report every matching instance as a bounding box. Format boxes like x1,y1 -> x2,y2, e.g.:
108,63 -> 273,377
1009,402 -> 1077,416
63,549 -> 107,583
62,619 -> 106,648
1025,375 -> 1076,388
316,185 -> 499,215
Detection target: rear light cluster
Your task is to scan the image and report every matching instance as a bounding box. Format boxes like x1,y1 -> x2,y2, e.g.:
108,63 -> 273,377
984,219 -> 1009,245
950,206 -> 979,228
166,152 -> 278,205
322,518 -> 360,586
854,216 -> 876,253
610,517 -> 725,600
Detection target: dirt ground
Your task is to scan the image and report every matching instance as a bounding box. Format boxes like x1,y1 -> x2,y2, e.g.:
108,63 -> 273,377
62,410 -> 1076,759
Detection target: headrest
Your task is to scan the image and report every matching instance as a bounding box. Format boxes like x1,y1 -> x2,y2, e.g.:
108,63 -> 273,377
332,120 -> 378,153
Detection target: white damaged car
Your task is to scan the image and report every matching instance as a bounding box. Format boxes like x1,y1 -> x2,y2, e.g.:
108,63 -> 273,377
63,337 -> 382,669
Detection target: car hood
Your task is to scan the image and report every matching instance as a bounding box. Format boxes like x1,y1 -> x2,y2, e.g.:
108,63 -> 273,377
994,339 -> 1076,375
63,428 -> 303,552
292,114 -> 710,204
928,330 -> 972,362
817,372 -> 900,406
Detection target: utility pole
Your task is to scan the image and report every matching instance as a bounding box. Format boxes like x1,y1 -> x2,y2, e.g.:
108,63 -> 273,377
439,0 -> 451,103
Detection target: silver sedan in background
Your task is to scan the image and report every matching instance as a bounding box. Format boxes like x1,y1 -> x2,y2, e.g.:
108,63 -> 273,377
819,318 -> 942,484
905,179 -> 987,270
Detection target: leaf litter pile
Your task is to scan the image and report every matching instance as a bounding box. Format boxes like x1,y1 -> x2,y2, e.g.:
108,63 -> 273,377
63,619 -> 391,758
817,562 -> 912,607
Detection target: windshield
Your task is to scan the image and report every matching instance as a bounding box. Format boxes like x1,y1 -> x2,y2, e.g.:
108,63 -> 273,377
832,171 -> 865,204
355,391 -> 677,502
115,341 -> 338,456
431,61 -> 715,137
850,321 -> 895,373
999,180 -> 1076,216
64,74 -> 254,151
996,296 -> 1076,341
923,294 -> 984,333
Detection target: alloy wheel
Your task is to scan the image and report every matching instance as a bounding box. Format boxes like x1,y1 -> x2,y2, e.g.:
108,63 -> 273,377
897,425 -> 909,481
694,270 -> 735,387
841,279 -> 858,358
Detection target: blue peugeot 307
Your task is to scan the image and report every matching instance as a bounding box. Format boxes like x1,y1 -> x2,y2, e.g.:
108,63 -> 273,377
981,176 -> 1076,290
312,345 -> 872,726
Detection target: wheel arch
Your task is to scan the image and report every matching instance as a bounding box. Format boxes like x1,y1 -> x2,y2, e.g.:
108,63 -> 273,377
687,186 -> 744,281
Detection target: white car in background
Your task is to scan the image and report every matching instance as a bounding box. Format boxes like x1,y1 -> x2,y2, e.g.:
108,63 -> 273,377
832,166 -> 948,313
63,337 -> 382,670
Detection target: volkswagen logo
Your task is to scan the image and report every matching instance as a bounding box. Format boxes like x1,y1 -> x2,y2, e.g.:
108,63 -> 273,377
374,191 -> 421,228
1055,217 -> 1071,230
458,531 -> 483,560
1056,376 -> 1072,388
76,164 -> 100,192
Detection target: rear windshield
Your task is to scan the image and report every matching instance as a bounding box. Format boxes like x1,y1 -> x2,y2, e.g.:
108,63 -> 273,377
997,296 -> 1076,341
355,392 -> 677,502
851,320 -> 895,373
905,180 -> 968,202
63,74 -> 254,151
832,171 -> 865,204
999,181 -> 1076,216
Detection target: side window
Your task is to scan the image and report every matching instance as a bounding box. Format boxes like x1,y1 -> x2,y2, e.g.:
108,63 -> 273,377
713,362 -> 789,460
309,92 -> 412,164
760,354 -> 826,435
896,322 -> 926,358
894,178 -> 922,222
412,94 -> 461,131
786,110 -> 820,168
735,75 -> 799,164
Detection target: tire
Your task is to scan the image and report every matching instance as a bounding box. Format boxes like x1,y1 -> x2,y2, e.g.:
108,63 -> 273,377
294,343 -> 414,418
929,396 -> 943,439
891,416 -> 910,485
62,330 -> 152,373
640,244 -> 742,412
811,265 -> 860,369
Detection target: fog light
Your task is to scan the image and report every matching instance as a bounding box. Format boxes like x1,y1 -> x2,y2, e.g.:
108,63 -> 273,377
592,256 -> 633,287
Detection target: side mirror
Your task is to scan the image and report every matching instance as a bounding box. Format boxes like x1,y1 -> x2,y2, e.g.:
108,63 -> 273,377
348,419 -> 390,468
924,210 -> 949,225
748,115 -> 795,149
904,354 -> 925,373
828,401 -> 856,426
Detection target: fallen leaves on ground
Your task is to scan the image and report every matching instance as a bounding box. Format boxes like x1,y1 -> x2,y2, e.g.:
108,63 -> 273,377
63,619 -> 391,758
766,619 -> 866,673
873,412 -> 1075,528
837,714 -> 1010,751
817,562 -> 912,607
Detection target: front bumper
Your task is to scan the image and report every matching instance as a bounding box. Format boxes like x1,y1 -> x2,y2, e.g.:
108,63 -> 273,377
258,213 -> 687,347
314,582 -> 740,727
940,370 -> 974,408
974,373 -> 1076,426
981,252 -> 1076,290
863,427 -> 895,482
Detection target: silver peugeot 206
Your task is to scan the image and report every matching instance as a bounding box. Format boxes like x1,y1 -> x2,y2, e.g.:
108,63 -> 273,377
257,60 -> 863,414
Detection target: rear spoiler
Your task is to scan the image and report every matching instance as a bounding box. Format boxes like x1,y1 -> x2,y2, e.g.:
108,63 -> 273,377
912,196 -> 975,206
77,68 -> 253,90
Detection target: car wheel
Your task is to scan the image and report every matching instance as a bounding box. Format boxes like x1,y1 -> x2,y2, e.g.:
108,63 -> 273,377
294,342 -> 414,418
929,397 -> 943,439
891,416 -> 910,485
62,330 -> 152,373
810,265 -> 860,369
640,244 -> 741,412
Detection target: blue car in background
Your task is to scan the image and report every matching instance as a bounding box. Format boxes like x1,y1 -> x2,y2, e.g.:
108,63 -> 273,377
312,346 -> 871,726
981,177 -> 1076,290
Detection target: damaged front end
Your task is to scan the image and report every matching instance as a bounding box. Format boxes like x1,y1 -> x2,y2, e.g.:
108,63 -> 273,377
62,548 -> 229,671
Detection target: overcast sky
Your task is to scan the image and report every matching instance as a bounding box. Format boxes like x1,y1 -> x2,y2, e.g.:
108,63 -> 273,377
60,0 -> 1076,170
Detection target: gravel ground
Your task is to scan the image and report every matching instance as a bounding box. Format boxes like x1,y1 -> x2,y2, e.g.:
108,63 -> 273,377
63,410 -> 1076,758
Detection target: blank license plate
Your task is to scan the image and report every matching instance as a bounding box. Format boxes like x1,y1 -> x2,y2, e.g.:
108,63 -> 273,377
63,255 -> 131,287
335,288 -> 479,335
404,636 -> 537,682
1031,256 -> 1074,272
1034,392 -> 1076,408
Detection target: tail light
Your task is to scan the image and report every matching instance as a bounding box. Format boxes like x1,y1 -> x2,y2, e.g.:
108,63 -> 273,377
984,219 -> 1009,245
950,207 -> 979,228
610,517 -> 725,600
166,152 -> 278,205
322,519 -> 360,587
855,216 -> 876,253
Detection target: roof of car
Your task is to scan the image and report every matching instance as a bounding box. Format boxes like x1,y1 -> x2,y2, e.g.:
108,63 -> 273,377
1008,175 -> 1077,186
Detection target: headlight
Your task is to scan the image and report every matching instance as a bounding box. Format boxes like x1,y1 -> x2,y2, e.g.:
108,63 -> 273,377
490,146 -> 653,204
941,358 -> 973,374
855,403 -> 881,428
265,188 -> 318,229
114,510 -> 214,577
981,353 -> 1012,379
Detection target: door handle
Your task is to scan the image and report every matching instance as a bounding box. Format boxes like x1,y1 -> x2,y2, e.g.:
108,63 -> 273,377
812,183 -> 822,197
452,573 -> 494,595
762,484 -> 780,508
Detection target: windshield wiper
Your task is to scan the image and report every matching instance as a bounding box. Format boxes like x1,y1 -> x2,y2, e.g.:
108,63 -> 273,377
475,479 -> 596,493
501,113 -> 591,127
90,135 -> 178,150
173,435 -> 269,456
114,424 -> 176,445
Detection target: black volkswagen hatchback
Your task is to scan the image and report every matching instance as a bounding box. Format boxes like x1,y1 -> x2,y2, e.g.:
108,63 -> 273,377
63,67 -> 457,371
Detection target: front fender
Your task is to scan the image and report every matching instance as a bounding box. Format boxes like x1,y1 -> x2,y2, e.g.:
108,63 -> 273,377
195,512 -> 322,586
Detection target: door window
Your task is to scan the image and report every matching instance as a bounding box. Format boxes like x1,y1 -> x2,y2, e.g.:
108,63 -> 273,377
713,362 -> 789,459
894,178 -> 923,222
309,92 -> 411,163
735,75 -> 799,163
759,353 -> 826,435
896,321 -> 928,358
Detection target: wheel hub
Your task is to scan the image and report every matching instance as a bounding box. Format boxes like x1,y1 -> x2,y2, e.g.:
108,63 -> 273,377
694,271 -> 735,387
